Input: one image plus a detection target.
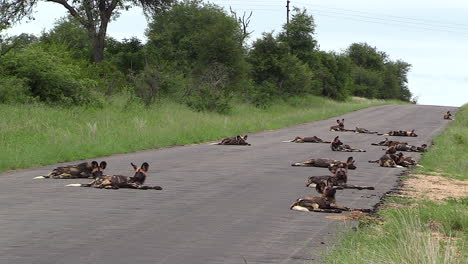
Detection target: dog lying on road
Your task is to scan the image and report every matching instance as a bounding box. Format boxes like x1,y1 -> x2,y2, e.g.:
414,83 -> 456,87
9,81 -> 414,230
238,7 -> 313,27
290,178 -> 371,213
379,129 -> 418,137
331,136 -> 366,152
383,143 -> 427,152
306,164 -> 374,190
371,138 -> 408,147
212,135 -> 251,146
292,156 -> 357,171
66,162 -> 162,190
444,111 -> 453,120
284,136 -> 331,143
34,161 -> 107,179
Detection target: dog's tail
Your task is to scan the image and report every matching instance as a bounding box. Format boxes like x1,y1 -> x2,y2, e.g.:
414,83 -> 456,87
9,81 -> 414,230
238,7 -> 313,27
33,175 -> 49,179
209,142 -> 220,145
282,140 -> 293,143
322,141 -> 332,144
368,160 -> 379,163
66,183 -> 91,187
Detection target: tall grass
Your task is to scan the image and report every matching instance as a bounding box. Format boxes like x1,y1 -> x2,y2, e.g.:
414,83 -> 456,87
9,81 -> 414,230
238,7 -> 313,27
415,104 -> 468,180
323,199 -> 467,264
0,95 -> 404,172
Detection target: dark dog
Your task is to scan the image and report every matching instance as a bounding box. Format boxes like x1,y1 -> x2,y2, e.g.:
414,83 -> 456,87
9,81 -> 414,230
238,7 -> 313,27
35,161 -> 107,179
443,111 -> 453,120
287,136 -> 331,143
371,138 -> 408,146
329,119 -> 345,131
66,162 -> 162,190
380,129 -> 418,137
290,179 -> 371,213
354,127 -> 379,134
214,135 -> 250,146
383,143 -> 427,152
306,164 -> 374,190
331,136 -> 366,152
368,153 -> 401,168
292,156 -> 357,171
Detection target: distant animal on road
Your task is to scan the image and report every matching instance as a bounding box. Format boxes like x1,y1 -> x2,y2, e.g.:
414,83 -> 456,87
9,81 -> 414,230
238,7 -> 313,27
66,162 -> 162,190
444,111 -> 453,120
329,119 -> 345,131
354,127 -> 379,134
34,161 -> 107,179
331,136 -> 366,152
380,130 -> 418,137
284,136 -> 331,143
383,143 -> 427,152
371,138 -> 407,146
292,156 -> 357,171
213,135 -> 251,146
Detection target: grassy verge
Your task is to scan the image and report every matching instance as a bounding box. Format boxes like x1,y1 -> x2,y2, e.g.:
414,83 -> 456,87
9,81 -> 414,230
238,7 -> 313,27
323,104 -> 467,264
414,105 -> 468,180
0,96 -> 404,173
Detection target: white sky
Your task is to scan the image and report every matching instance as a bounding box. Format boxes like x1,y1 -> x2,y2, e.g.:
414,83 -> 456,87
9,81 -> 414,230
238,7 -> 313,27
5,0 -> 468,107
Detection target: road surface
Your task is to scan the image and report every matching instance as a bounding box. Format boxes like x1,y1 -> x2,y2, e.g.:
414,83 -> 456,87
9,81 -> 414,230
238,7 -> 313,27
0,104 -> 457,264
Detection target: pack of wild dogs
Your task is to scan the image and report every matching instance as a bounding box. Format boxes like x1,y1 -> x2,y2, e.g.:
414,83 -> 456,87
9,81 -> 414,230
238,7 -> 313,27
35,111 -> 452,205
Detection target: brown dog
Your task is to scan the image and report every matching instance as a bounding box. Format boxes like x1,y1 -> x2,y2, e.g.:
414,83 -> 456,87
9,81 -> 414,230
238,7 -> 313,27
215,135 -> 250,145
292,156 -> 357,171
381,130 -> 418,137
35,161 -> 107,179
287,136 -> 331,143
290,179 -> 371,213
331,136 -> 366,152
306,164 -> 374,190
66,162 -> 162,190
443,111 -> 453,120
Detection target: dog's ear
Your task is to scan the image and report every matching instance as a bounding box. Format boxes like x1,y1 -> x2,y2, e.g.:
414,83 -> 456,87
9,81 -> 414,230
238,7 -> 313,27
91,161 -> 99,168
131,162 -> 138,170
346,156 -> 354,163
99,161 -> 107,170
236,135 -> 242,140
243,135 -> 248,140
141,162 -> 149,172
336,120 -> 340,124
334,136 -> 339,141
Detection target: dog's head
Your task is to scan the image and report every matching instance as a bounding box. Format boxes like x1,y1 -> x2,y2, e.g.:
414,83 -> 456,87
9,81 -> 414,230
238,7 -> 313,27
408,129 -> 417,137
236,135 -> 250,145
130,162 -> 149,184
346,156 -> 356,169
332,136 -> 343,145
91,161 -> 107,178
386,146 -> 397,154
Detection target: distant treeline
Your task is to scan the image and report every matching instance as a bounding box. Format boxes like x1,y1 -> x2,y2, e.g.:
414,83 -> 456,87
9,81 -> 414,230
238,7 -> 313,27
0,0 -> 413,112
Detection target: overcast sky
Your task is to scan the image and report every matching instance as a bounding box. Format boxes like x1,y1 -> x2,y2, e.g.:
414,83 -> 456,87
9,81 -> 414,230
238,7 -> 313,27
5,0 -> 467,107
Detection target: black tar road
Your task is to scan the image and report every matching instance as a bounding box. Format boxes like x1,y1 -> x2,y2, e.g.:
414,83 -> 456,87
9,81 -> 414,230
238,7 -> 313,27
0,104 -> 457,264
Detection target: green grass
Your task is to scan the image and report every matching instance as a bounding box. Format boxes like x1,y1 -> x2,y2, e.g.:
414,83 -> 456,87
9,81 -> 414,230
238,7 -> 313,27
323,199 -> 467,264
0,95 -> 404,173
415,104 -> 468,180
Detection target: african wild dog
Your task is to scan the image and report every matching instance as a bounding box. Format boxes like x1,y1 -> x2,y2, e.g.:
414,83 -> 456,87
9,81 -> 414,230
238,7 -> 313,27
443,111 -> 453,120
371,138 -> 408,146
215,135 -> 250,146
34,161 -> 107,179
383,143 -> 427,152
290,178 -> 371,213
368,148 -> 418,168
66,162 -> 162,190
354,127 -> 379,134
292,156 -> 357,171
394,152 -> 418,167
286,136 -> 331,143
306,163 -> 375,190
331,136 -> 366,152
329,119 -> 345,131
381,129 -> 418,137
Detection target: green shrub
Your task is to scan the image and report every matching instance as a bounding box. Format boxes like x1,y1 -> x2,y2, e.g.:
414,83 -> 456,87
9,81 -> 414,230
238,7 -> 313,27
0,44 -> 98,105
0,75 -> 35,104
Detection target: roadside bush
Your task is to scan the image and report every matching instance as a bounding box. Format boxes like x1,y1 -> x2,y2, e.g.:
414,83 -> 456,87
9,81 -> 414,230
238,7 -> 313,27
0,75 -> 35,104
0,44 -> 98,105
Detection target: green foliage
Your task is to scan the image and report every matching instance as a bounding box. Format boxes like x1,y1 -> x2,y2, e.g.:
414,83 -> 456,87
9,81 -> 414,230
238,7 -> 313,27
346,42 -> 387,71
248,32 -> 316,104
106,37 -> 146,74
146,0 -> 247,90
40,16 -> 91,60
0,44 -> 98,105
278,7 -> 317,64
0,75 -> 35,104
313,51 -> 350,101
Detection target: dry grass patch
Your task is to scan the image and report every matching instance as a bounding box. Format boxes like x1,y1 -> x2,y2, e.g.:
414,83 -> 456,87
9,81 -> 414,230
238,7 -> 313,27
402,174 -> 468,202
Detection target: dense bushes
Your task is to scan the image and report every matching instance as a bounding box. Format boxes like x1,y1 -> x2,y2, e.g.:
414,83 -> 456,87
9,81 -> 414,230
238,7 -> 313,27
0,2 -> 413,109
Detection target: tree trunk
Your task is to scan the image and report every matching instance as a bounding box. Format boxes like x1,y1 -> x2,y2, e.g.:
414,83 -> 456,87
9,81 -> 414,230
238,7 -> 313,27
92,31 -> 106,63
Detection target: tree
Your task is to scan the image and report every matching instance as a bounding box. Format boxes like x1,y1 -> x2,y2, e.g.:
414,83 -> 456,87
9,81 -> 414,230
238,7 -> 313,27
278,7 -> 318,65
346,43 -> 387,71
0,0 -> 173,63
